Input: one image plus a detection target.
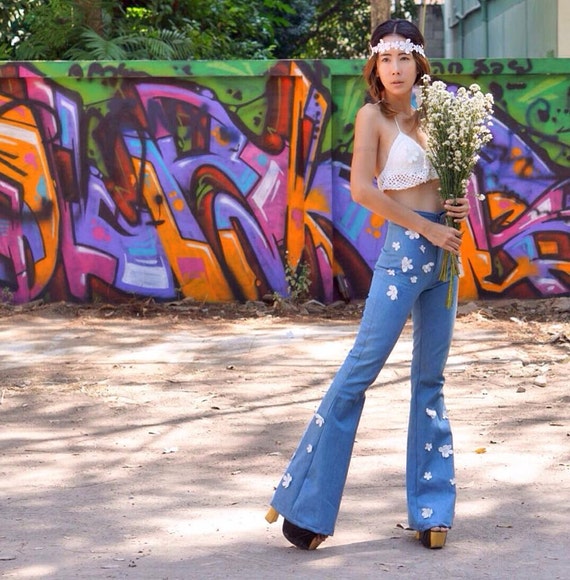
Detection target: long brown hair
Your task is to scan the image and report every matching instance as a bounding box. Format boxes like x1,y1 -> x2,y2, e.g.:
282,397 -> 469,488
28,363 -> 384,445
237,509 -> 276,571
363,19 -> 430,119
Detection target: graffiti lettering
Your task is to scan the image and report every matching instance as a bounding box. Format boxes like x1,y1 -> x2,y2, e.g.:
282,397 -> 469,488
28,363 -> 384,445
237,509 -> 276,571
0,60 -> 568,305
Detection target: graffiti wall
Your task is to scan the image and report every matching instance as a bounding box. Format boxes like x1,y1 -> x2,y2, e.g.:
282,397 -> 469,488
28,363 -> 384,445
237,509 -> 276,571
0,58 -> 568,305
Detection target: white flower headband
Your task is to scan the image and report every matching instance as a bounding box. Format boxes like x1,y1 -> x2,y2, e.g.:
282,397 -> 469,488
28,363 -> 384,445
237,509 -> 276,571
370,38 -> 425,58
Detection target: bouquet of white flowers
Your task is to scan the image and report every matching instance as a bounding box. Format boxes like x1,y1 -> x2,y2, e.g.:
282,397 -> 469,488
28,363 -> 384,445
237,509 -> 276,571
419,75 -> 494,307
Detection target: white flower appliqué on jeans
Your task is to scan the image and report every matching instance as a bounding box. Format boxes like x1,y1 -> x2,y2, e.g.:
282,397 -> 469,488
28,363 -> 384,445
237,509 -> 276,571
423,472 -> 433,480
387,269 -> 395,276
421,507 -> 433,519
410,276 -> 418,284
422,262 -> 435,273
387,285 -> 398,301
392,241 -> 401,251
450,478 -> 456,486
425,408 -> 437,419
306,444 -> 313,453
315,413 -> 325,427
439,444 -> 454,458
425,443 -> 433,451
401,256 -> 413,272
282,472 -> 292,488
405,230 -> 420,240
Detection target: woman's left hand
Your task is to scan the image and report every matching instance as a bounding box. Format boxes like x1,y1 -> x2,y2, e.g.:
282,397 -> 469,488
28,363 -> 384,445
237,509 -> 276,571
444,197 -> 470,223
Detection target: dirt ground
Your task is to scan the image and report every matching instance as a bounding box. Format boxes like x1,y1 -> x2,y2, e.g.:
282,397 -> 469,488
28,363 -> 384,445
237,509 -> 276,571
0,297 -> 569,580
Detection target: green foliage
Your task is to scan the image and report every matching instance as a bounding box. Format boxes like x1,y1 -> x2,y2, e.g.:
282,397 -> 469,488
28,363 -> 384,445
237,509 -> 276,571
298,0 -> 372,58
266,0 -> 317,59
0,286 -> 14,305
65,27 -> 196,60
2,0 -> 82,60
0,0 -> 26,58
291,0 -> 419,59
0,0 -> 419,61
393,0 -> 418,21
0,0 -> 285,60
271,255 -> 312,307
284,257 -> 312,302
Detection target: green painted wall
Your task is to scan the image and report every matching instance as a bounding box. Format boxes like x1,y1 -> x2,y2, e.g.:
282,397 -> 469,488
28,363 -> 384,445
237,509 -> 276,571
0,57 -> 568,305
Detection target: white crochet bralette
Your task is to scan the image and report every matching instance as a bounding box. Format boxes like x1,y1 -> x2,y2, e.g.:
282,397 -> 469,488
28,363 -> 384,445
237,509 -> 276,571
377,118 -> 438,191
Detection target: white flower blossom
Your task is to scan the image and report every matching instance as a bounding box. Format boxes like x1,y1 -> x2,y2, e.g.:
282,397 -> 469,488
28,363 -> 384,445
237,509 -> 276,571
426,408 -> 437,419
401,256 -> 413,272
419,73 -> 494,303
439,444 -> 454,458
282,472 -> 292,488
306,444 -> 313,453
419,76 -> 494,212
387,285 -> 398,301
392,241 -> 401,251
423,472 -> 433,480
410,276 -> 418,284
420,245 -> 426,253
387,269 -> 395,276
425,443 -> 433,451
405,230 -> 420,240
421,507 -> 433,519
450,478 -> 456,486
315,413 -> 325,427
422,262 -> 435,273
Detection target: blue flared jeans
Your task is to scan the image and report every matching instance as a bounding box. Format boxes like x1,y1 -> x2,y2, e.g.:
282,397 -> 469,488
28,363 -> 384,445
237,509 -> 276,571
270,211 -> 458,536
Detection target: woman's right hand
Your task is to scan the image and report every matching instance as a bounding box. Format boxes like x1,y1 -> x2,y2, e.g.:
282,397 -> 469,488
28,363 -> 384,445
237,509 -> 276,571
423,221 -> 464,255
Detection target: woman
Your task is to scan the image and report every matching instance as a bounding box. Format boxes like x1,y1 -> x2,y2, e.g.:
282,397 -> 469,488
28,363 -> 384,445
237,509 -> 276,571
265,19 -> 469,550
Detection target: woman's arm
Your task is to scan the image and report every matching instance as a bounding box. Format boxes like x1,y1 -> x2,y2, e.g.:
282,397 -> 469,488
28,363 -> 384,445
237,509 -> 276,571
350,105 -> 465,255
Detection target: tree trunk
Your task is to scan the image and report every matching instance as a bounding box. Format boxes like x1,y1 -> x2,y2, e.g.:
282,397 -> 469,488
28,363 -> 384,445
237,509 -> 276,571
75,0 -> 104,34
370,0 -> 391,33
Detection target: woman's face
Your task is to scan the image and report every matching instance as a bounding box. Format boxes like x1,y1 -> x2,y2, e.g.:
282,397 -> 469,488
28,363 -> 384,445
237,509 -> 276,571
375,34 -> 418,98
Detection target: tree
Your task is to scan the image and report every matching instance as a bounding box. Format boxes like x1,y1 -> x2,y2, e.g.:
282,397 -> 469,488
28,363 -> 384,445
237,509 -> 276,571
286,0 -> 418,59
75,0 -> 104,34
0,0 -> 418,61
392,0 -> 418,21
295,1 -> 371,58
0,0 -> 293,60
370,0 -> 390,33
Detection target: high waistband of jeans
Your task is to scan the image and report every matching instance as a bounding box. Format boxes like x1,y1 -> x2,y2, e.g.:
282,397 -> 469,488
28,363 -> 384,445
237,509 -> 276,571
414,210 -> 446,224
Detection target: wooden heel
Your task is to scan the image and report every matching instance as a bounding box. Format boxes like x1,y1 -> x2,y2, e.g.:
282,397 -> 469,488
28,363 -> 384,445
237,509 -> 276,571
416,529 -> 447,549
265,506 -> 279,523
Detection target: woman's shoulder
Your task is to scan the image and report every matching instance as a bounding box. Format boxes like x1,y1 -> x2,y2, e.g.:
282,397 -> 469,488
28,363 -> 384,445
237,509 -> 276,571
356,102 -> 386,127
358,101 -> 379,116
356,103 -> 394,140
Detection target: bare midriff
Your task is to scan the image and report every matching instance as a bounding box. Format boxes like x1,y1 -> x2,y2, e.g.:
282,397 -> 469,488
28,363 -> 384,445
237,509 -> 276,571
385,179 -> 443,213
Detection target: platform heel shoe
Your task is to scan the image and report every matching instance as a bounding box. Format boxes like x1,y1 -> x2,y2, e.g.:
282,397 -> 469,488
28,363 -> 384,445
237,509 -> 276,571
265,508 -> 328,550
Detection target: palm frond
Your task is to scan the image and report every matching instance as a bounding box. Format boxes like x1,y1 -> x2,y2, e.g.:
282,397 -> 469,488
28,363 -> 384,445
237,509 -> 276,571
65,28 -> 128,60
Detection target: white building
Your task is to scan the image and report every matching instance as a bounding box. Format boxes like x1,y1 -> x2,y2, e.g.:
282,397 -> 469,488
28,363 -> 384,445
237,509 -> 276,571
443,0 -> 570,58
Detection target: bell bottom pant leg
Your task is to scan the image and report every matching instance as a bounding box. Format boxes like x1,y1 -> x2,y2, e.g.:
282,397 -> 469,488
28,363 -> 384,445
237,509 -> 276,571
269,266 -> 416,536
269,214 -> 455,537
406,275 -> 458,531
